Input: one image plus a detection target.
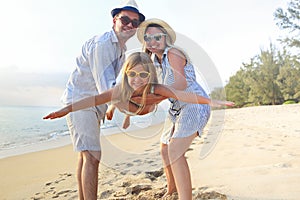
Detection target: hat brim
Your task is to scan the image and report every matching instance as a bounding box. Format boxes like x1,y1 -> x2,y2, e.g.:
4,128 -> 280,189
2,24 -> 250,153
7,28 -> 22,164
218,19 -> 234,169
137,18 -> 176,44
111,7 -> 145,22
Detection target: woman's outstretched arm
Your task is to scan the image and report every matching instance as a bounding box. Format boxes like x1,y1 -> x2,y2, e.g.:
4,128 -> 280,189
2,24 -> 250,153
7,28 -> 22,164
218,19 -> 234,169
154,84 -> 234,107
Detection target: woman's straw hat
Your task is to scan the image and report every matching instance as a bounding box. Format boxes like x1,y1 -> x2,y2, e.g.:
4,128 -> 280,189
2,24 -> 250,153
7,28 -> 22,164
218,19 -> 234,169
137,18 -> 176,44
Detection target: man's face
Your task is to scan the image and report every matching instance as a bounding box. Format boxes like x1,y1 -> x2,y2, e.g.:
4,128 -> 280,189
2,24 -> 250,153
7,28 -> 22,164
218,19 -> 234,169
113,10 -> 140,39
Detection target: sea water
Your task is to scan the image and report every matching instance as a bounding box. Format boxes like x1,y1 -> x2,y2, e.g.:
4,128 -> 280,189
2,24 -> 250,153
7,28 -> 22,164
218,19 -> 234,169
0,104 -> 168,159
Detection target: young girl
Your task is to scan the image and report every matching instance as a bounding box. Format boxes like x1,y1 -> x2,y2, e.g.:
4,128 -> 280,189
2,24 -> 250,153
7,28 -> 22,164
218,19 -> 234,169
44,52 -> 233,123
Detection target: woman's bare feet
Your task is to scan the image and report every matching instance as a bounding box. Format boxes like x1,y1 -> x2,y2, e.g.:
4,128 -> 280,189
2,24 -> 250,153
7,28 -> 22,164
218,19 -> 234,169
161,189 -> 177,199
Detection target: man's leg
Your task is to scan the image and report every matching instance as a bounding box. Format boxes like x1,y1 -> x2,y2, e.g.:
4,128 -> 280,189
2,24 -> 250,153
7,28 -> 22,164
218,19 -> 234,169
81,150 -> 101,200
77,153 -> 84,200
66,108 -> 103,199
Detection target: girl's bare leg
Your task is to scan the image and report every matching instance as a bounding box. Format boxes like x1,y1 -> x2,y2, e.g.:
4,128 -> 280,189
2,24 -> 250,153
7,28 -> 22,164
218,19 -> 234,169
122,115 -> 131,129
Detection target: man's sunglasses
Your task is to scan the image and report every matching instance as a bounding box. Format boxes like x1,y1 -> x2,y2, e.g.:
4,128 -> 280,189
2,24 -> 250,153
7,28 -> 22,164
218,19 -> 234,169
126,70 -> 150,79
118,16 -> 140,28
144,33 -> 167,42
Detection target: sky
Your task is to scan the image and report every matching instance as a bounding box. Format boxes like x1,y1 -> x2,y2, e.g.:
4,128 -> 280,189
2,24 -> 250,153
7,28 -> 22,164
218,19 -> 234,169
0,0 -> 288,106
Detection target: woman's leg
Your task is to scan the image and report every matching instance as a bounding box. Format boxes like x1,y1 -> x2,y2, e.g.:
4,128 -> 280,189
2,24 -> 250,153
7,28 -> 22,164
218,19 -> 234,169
168,133 -> 197,200
160,143 -> 177,196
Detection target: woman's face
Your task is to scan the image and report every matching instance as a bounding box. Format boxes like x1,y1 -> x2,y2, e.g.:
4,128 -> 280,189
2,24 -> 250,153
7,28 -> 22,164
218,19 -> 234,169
144,27 -> 167,55
126,64 -> 150,91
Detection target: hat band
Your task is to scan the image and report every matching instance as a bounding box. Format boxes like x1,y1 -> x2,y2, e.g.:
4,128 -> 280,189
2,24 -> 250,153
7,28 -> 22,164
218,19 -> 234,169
122,6 -> 140,14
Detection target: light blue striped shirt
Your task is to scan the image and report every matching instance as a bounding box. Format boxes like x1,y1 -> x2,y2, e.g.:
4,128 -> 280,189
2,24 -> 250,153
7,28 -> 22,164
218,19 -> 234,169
61,29 -> 126,105
154,47 -> 211,139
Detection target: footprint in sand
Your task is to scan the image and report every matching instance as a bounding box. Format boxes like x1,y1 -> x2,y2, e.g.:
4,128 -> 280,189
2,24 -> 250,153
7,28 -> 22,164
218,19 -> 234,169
145,168 -> 164,181
126,163 -> 134,167
32,173 -> 77,200
273,162 -> 292,168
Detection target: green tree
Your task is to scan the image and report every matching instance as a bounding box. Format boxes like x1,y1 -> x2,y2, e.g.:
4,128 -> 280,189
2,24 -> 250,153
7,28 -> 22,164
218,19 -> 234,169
277,48 -> 300,101
252,45 -> 282,105
210,87 -> 226,101
225,62 -> 253,107
245,56 -> 264,105
274,0 -> 300,49
226,44 -> 284,106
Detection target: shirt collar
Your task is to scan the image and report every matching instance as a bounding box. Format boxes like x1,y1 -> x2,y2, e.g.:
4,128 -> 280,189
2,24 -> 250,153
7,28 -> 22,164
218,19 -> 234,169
153,47 -> 170,64
111,29 -> 127,52
111,29 -> 119,43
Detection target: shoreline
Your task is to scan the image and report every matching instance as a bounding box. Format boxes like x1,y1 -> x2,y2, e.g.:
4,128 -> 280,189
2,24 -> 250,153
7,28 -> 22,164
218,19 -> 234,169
0,118 -> 165,160
0,135 -> 72,159
0,103 -> 167,160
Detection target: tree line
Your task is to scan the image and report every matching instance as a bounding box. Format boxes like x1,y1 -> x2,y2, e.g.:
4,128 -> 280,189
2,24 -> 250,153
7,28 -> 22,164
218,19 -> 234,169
214,0 -> 300,107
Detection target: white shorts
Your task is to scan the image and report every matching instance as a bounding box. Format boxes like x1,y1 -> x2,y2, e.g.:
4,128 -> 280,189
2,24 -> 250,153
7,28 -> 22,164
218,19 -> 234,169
160,117 -> 174,144
66,105 -> 107,152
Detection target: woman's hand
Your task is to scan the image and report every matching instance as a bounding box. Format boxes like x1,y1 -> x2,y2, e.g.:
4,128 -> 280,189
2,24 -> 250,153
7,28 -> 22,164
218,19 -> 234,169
43,107 -> 70,120
210,100 -> 235,107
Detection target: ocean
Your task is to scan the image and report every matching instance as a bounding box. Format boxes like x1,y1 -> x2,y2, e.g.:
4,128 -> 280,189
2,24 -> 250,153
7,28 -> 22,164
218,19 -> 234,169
0,104 -> 168,159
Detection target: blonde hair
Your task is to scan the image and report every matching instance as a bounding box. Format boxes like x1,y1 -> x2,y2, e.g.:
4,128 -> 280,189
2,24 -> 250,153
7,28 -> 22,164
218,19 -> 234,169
119,52 -> 158,113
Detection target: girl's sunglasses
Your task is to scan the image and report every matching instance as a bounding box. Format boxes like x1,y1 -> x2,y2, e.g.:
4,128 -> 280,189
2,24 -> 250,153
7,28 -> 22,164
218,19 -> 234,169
118,16 -> 140,28
144,33 -> 166,42
126,70 -> 150,79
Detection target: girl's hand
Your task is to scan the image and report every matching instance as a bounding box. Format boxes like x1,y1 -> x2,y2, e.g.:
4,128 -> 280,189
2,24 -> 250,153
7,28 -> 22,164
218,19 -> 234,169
43,107 -> 70,120
106,105 -> 116,120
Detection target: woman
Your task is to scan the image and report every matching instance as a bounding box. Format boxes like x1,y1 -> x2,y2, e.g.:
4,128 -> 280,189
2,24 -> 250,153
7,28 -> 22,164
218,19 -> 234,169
137,18 -> 215,199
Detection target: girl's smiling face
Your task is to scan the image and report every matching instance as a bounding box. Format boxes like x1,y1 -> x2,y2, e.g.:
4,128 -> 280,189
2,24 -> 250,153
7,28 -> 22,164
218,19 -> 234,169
126,64 -> 150,91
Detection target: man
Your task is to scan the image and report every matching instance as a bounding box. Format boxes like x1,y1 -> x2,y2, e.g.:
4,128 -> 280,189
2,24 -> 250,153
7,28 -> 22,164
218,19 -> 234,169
61,0 -> 145,199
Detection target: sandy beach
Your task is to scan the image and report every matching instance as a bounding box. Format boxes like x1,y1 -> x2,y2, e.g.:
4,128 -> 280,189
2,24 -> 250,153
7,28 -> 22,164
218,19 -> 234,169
0,104 -> 299,200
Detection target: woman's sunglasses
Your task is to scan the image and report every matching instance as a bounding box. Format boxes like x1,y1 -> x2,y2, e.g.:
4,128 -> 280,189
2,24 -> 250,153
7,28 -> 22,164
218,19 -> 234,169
118,16 -> 140,28
144,33 -> 167,42
126,70 -> 150,79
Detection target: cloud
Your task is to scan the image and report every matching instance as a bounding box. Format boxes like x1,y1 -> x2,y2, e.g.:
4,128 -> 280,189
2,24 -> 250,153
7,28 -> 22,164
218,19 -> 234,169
0,70 -> 69,106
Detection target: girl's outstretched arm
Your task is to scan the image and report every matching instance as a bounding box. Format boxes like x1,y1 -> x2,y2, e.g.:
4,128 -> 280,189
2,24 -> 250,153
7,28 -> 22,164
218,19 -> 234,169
154,84 -> 234,107
43,88 -> 115,120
